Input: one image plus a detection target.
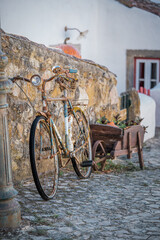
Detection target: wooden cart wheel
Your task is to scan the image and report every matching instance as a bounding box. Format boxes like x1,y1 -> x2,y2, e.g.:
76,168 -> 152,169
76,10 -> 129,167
92,140 -> 107,171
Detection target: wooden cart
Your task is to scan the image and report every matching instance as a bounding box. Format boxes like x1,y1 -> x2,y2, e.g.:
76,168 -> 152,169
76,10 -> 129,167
90,124 -> 145,171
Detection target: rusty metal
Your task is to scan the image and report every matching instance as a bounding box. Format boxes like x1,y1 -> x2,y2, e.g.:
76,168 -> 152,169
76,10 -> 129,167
0,47 -> 21,227
47,97 -> 72,102
73,140 -> 88,155
36,111 -> 48,118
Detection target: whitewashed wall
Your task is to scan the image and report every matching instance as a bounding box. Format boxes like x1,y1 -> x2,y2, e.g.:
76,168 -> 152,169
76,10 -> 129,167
139,93 -> 156,141
1,0 -> 160,94
150,83 -> 160,127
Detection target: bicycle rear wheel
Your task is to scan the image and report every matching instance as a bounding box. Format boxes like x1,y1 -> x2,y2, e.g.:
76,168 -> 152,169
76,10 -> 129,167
71,108 -> 92,178
29,115 -> 59,200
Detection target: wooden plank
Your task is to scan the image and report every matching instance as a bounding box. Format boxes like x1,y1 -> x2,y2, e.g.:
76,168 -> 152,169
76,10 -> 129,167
91,131 -> 123,139
90,124 -> 123,146
113,141 -> 122,151
111,147 -> 138,157
101,159 -> 106,171
95,156 -> 107,164
127,132 -> 132,159
91,132 -> 123,140
90,124 -> 122,135
137,131 -> 144,169
91,133 -> 122,143
122,125 -> 144,149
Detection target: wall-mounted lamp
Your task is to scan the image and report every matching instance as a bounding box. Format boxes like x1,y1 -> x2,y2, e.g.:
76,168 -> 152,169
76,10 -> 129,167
64,26 -> 89,39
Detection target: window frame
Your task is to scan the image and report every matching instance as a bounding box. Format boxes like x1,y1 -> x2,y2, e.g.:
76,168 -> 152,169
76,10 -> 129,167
134,57 -> 160,90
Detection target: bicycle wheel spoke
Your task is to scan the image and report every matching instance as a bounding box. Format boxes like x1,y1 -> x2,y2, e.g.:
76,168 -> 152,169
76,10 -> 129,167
73,140 -> 89,153
71,109 -> 92,178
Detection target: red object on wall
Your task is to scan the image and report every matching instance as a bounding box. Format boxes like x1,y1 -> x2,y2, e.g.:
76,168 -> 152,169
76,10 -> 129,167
143,88 -> 147,94
138,86 -> 150,96
56,44 -> 81,59
140,87 -> 143,93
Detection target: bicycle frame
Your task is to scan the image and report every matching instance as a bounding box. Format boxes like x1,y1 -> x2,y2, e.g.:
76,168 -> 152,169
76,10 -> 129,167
41,89 -> 78,166
42,98 -> 90,170
11,70 -> 89,167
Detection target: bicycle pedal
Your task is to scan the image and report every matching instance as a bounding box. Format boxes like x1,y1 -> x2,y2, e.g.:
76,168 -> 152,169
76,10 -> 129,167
80,161 -> 93,167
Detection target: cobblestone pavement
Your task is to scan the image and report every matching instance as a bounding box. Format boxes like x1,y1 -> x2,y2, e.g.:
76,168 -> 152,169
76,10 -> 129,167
0,135 -> 160,240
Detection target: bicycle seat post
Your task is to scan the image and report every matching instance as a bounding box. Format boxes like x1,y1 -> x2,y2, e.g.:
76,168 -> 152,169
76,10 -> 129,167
42,82 -> 48,113
64,89 -> 69,149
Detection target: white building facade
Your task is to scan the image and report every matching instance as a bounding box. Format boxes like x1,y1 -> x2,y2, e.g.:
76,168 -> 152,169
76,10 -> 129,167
1,0 -> 160,94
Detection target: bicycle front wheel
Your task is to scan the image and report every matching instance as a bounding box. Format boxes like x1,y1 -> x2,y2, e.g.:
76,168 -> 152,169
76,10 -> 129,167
71,108 -> 92,178
29,115 -> 59,200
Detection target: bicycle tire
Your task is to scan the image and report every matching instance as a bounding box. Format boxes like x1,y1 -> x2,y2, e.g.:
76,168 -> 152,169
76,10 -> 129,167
29,115 -> 59,200
70,108 -> 92,178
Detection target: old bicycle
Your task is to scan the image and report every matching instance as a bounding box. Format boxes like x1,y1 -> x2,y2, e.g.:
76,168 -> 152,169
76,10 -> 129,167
10,66 -> 92,200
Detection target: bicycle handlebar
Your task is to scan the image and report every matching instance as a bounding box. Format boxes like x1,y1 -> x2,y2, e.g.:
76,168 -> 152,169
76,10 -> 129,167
10,66 -> 78,91
10,66 -> 77,84
9,76 -> 30,83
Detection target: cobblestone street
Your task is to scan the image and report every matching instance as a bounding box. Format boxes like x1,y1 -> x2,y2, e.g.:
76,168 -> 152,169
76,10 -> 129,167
0,134 -> 160,240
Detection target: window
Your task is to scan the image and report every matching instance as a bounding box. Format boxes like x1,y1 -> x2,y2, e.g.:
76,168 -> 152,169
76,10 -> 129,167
135,58 -> 160,90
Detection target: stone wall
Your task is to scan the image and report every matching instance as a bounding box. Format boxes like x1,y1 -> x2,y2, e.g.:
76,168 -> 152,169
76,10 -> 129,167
2,31 -> 120,181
